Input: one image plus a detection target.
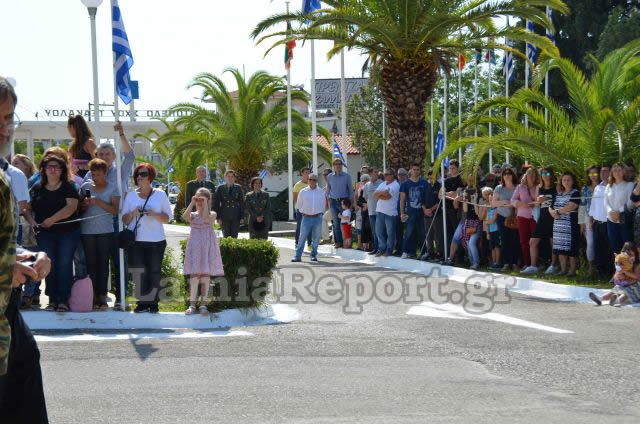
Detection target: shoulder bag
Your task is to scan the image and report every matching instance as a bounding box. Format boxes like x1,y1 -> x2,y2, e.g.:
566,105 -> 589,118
118,189 -> 154,249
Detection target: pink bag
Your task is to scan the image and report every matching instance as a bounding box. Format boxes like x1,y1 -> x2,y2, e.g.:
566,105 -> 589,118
69,276 -> 94,312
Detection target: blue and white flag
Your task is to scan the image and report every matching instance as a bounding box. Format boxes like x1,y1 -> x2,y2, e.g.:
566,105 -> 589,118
167,165 -> 174,173
332,136 -> 347,168
546,6 -> 555,45
434,122 -> 449,168
502,18 -> 514,84
526,20 -> 538,64
259,169 -> 270,179
112,0 -> 134,105
302,0 -> 321,14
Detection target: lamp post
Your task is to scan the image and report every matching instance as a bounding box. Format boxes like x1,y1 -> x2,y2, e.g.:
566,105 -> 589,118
81,0 -> 103,142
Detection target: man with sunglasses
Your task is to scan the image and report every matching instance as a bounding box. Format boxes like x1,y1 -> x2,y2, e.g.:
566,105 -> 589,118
326,159 -> 353,248
292,174 -> 325,262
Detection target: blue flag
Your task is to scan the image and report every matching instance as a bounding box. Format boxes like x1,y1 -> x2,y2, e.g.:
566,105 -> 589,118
332,137 -> 347,168
503,17 -> 514,84
112,0 -> 134,104
434,123 -> 449,168
546,7 -> 555,45
302,0 -> 321,13
526,20 -> 538,65
259,169 -> 270,179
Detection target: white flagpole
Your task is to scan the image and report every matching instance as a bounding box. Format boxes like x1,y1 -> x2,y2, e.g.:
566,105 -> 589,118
340,49 -> 348,166
111,0 -> 126,311
442,73 -> 449,261
286,1 -> 294,221
310,39 -> 318,173
474,53 -> 478,139
545,6 -> 551,135
382,103 -> 386,172
488,54 -> 493,170
458,57 -> 462,163
525,20 -> 530,165
430,98 -> 435,163
505,33 -> 510,164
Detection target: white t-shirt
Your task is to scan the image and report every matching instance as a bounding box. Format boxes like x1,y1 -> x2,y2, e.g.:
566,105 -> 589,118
6,164 -> 29,235
121,189 -> 173,242
341,208 -> 351,223
374,180 -> 400,216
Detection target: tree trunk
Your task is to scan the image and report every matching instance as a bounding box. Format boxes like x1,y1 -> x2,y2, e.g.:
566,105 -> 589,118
380,58 -> 439,170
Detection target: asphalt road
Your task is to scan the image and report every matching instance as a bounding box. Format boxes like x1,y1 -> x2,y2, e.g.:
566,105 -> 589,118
37,234 -> 640,423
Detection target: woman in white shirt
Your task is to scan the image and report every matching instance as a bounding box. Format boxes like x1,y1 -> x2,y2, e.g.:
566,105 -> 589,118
121,163 -> 173,313
604,162 -> 634,254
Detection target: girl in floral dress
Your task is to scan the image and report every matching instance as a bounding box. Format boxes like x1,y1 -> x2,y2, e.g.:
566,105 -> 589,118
183,188 -> 224,315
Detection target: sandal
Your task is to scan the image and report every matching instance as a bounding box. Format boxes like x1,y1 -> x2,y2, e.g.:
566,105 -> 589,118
56,304 -> 69,313
45,303 -> 57,312
199,305 -> 209,316
185,305 -> 196,315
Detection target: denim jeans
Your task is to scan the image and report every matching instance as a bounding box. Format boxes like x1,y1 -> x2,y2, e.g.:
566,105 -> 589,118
73,241 -> 88,279
467,232 -> 481,267
329,198 -> 344,244
129,240 -> 167,307
294,215 -> 322,259
375,212 -> 397,254
607,220 -> 631,254
368,213 -> 378,251
295,210 -> 313,246
403,208 -> 425,256
497,215 -> 519,266
36,230 -> 80,306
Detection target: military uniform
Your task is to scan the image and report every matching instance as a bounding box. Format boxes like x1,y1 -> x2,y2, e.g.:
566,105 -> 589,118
0,168 -> 16,382
185,179 -> 216,210
245,190 -> 272,239
213,184 -> 245,238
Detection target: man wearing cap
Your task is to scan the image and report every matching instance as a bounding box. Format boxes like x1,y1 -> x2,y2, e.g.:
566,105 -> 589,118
291,174 -> 325,262
326,158 -> 353,248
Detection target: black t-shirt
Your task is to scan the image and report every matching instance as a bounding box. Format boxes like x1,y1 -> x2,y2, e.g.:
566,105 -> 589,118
423,180 -> 441,217
444,175 -> 464,209
30,181 -> 80,233
463,188 -> 479,220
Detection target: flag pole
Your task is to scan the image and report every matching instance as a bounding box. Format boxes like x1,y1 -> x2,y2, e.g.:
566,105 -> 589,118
545,7 -> 551,139
442,73 -> 448,261
474,50 -> 478,139
430,98 -> 435,164
340,49 -> 348,166
504,26 -> 510,164
310,39 -> 318,173
382,103 -> 386,172
286,1 -> 294,221
488,52 -> 493,170
458,55 -> 462,163
111,0 -> 126,311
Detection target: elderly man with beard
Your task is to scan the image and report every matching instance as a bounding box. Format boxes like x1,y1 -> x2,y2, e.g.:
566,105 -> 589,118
0,76 -> 51,423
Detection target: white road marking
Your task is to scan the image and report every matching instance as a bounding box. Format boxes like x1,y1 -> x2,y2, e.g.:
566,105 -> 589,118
35,330 -> 253,342
407,302 -> 574,334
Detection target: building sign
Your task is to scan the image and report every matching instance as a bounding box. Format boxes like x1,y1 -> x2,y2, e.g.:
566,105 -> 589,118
42,108 -> 195,120
315,78 -> 369,110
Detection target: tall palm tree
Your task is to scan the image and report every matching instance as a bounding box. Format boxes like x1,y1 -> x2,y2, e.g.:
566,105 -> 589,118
143,68 -> 331,188
251,0 -> 567,170
438,39 -> 640,179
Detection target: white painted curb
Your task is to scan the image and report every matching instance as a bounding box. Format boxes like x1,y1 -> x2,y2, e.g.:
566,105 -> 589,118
23,304 -> 298,331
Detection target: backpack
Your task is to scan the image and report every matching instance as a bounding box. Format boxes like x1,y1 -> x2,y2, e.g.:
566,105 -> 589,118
69,276 -> 94,312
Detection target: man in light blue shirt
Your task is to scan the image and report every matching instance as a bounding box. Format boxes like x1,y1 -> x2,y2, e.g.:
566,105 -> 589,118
326,158 -> 353,247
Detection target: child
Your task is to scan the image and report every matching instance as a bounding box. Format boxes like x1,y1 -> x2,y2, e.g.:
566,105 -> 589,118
589,242 -> 640,306
182,188 -> 224,315
483,188 -> 501,269
341,198 -> 353,249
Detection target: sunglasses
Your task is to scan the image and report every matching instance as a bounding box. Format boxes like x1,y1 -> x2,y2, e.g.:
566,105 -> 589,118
541,172 -> 552,176
588,172 -> 599,177
45,163 -> 62,170
137,172 -> 150,178
309,178 -> 318,181
384,173 -> 393,176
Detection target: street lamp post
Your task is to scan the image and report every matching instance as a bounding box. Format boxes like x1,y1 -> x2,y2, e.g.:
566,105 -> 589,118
81,0 -> 103,142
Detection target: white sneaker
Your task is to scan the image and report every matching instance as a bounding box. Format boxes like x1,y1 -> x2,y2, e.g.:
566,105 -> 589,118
401,253 -> 409,259
544,265 -> 558,275
521,266 -> 538,274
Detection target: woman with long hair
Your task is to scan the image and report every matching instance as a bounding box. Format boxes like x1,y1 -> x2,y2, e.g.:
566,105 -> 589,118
512,166 -> 540,272
11,154 -> 36,179
30,152 -> 80,312
492,167 -> 519,271
604,162 -> 635,253
67,114 -> 96,179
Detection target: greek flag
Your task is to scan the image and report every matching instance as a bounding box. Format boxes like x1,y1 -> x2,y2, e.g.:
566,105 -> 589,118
546,7 -> 555,45
526,20 -> 538,64
112,0 -> 134,105
502,40 -> 514,83
259,169 -> 270,179
332,137 -> 347,167
302,0 -> 321,14
434,123 -> 449,168
167,165 -> 174,173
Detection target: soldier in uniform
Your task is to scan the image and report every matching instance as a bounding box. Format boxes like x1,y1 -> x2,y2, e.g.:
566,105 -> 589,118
245,177 -> 272,239
185,165 -> 216,210
213,170 -> 245,238
0,76 -> 50,422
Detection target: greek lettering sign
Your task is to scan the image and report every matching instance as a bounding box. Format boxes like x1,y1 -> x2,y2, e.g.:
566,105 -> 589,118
42,108 -> 195,120
315,78 -> 369,110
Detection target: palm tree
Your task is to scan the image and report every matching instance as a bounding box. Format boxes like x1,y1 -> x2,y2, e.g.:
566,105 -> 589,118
251,0 -> 567,170
142,68 -> 332,189
438,39 -> 640,179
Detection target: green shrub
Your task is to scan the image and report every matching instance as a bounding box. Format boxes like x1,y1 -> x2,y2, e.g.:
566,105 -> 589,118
180,237 -> 279,310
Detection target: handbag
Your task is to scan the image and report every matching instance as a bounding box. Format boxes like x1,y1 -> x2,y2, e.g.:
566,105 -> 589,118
505,214 -> 519,230
118,190 -> 154,249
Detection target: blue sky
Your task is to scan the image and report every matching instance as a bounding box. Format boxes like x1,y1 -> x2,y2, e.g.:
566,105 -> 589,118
4,0 -> 365,121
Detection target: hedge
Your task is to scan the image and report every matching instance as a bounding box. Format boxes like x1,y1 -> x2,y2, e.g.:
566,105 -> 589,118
180,237 -> 280,310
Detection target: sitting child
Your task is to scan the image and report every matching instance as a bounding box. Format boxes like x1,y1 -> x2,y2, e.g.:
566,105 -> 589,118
589,242 -> 640,306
